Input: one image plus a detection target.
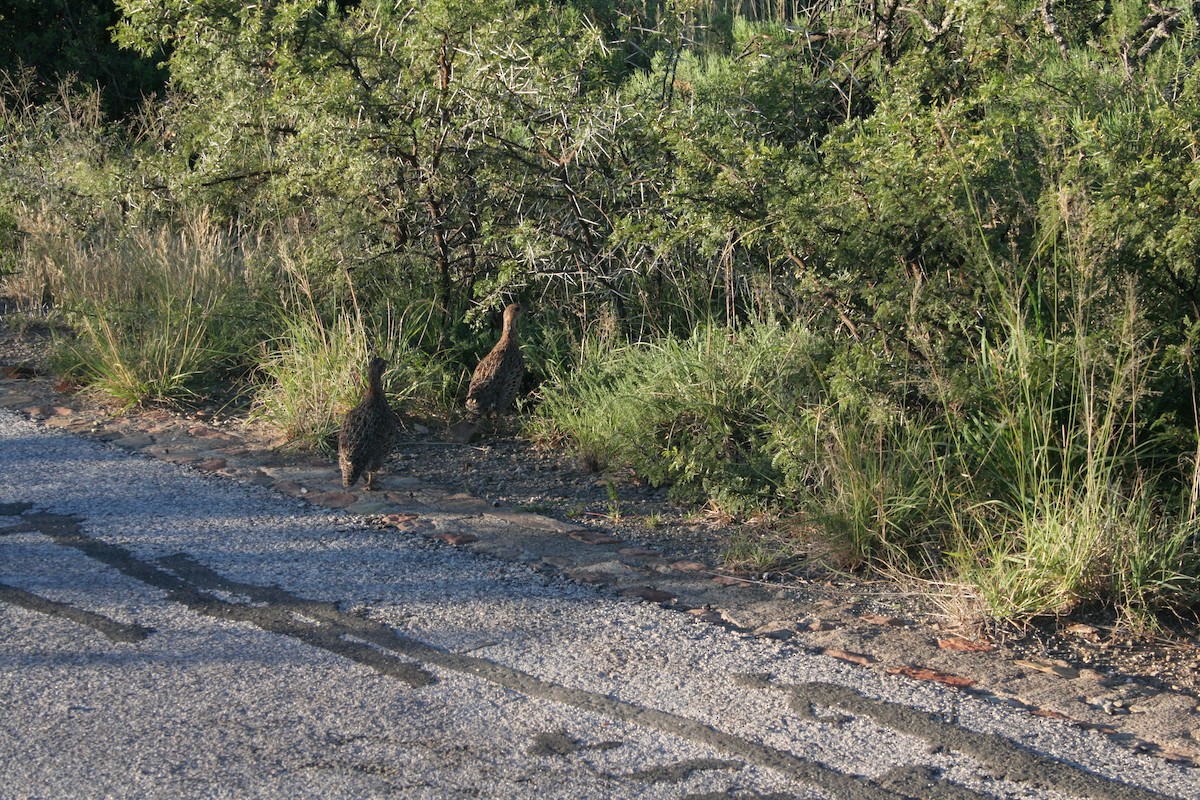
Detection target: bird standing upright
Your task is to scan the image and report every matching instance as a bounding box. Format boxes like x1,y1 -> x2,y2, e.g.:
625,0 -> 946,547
452,303 -> 525,442
338,355 -> 400,490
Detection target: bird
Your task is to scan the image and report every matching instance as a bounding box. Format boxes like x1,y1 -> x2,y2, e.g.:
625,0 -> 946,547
338,355 -> 400,490
451,302 -> 525,442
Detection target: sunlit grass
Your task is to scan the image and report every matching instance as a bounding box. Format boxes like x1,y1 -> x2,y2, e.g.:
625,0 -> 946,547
33,210 -> 263,408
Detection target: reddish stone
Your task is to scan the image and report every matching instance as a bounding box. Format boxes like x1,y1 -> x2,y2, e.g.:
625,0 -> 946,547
1029,708 -> 1072,721
936,636 -> 995,653
311,490 -> 358,508
433,532 -> 479,546
807,620 -> 839,631
620,587 -> 675,603
825,648 -> 875,667
886,665 -> 975,688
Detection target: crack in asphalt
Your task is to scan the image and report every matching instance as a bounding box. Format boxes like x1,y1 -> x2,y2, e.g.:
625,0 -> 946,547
0,508 -> 1179,800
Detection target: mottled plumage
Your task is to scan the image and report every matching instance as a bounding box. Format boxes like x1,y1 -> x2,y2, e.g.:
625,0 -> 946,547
465,302 -> 525,425
338,356 -> 399,490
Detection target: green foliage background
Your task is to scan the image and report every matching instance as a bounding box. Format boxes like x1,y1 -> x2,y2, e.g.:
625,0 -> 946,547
5,0 -> 1200,625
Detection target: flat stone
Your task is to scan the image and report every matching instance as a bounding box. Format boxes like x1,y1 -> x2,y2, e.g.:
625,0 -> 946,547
806,619 -> 839,632
435,493 -> 493,513
620,587 -> 676,604
273,481 -> 307,497
485,509 -> 583,534
231,468 -> 276,487
753,622 -> 795,640
380,513 -> 421,529
825,648 -> 875,667
569,530 -> 619,545
564,569 -> 618,585
886,665 -> 975,688
186,426 -> 236,443
42,417 -> 89,432
279,469 -> 336,485
1016,658 -> 1080,680
385,476 -> 429,490
27,404 -> 71,418
0,392 -> 35,408
112,433 -> 154,449
308,490 -> 358,508
433,532 -> 479,545
159,450 -> 207,465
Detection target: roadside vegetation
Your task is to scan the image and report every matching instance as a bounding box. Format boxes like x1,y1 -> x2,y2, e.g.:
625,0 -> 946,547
3,0 -> 1200,630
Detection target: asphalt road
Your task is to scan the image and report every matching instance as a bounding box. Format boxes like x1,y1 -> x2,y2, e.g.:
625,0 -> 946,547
1,408 -> 1197,799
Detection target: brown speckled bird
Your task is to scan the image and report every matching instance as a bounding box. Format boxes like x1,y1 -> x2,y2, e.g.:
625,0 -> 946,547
453,303 -> 524,441
338,356 -> 399,490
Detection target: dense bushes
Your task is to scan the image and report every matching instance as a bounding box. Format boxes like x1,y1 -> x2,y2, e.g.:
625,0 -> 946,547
3,0 -> 1200,626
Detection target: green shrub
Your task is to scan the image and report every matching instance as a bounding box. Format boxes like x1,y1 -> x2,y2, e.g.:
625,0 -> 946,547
535,321 -> 828,514
44,213 -> 263,407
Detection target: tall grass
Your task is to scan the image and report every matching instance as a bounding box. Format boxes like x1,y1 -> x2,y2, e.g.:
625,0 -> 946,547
536,288 -> 1200,628
935,279 -> 1200,629
250,256 -> 458,451
533,321 -> 828,513
16,208 -> 265,407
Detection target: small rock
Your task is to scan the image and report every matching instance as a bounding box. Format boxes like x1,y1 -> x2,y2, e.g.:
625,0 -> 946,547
886,665 -> 975,688
309,490 -> 357,508
433,532 -> 479,546
1066,623 -> 1100,638
1016,658 -> 1079,680
752,622 -> 795,640
569,530 -> 619,545
936,636 -> 995,653
620,587 -> 675,604
825,648 -> 874,667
